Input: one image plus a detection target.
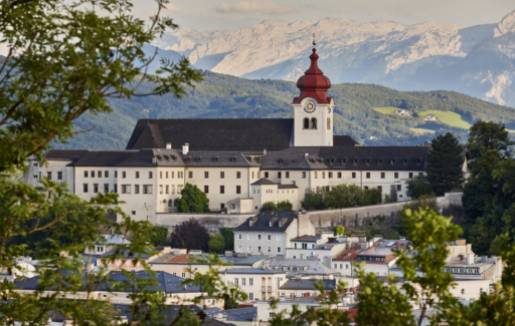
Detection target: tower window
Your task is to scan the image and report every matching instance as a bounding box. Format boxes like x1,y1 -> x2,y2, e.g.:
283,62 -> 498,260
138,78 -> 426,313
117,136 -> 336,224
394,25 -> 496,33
310,118 -> 317,129
303,118 -> 310,129
327,117 -> 331,130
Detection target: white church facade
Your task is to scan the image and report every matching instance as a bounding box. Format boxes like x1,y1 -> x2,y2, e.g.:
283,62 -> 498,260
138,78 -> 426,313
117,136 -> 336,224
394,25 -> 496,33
24,46 -> 428,222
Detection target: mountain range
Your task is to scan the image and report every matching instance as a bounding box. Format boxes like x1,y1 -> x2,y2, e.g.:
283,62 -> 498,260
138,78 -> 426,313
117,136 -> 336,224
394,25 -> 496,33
59,72 -> 515,150
156,10 -> 515,107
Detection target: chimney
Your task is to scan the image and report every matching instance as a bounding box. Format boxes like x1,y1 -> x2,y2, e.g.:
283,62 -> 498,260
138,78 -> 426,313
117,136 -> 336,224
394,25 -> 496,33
165,143 -> 172,150
182,143 -> 189,155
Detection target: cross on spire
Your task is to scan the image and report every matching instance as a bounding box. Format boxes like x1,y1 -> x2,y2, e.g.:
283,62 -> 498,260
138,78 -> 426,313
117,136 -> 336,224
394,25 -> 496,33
312,33 -> 316,47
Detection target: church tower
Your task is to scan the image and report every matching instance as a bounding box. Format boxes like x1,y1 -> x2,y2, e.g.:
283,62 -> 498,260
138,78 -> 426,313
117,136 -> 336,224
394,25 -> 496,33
292,45 -> 334,147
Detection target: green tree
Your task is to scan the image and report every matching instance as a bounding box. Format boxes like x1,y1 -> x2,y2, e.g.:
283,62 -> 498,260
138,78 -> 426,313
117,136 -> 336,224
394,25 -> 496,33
462,121 -> 513,254
407,175 -> 434,199
276,201 -> 293,211
334,225 -> 346,236
426,133 -> 464,195
170,219 -> 210,251
260,202 -> 278,212
0,1 -> 201,323
208,233 -> 225,253
149,226 -> 169,246
176,184 -> 209,213
302,192 -> 326,210
0,0 -> 201,172
219,228 -> 234,251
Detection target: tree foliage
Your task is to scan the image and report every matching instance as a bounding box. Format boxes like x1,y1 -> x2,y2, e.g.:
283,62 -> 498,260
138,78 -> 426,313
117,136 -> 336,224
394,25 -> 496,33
426,132 -> 464,195
176,183 -> 209,213
170,219 -> 210,251
462,121 -> 513,255
0,1 -> 201,323
407,175 -> 434,199
0,0 -> 201,172
302,185 -> 382,210
208,233 -> 225,253
260,201 -> 293,212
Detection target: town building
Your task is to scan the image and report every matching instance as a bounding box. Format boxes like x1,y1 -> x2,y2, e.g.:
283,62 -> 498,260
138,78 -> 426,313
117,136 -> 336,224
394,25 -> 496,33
221,267 -> 287,301
24,45 -> 428,222
233,211 -> 316,256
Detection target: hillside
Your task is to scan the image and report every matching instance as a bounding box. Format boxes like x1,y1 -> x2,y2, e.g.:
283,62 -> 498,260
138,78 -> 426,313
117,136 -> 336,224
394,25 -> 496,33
163,10 -> 515,107
57,71 -> 515,150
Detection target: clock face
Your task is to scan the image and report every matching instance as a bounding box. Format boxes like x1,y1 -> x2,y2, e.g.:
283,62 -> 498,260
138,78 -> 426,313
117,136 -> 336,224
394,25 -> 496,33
304,101 -> 316,113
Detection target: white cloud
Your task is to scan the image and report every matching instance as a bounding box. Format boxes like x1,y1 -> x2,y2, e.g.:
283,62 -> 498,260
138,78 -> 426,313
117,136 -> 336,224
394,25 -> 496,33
216,1 -> 293,15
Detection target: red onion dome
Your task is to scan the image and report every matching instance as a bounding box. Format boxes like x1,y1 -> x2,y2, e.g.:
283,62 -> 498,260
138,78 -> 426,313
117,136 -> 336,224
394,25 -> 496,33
293,47 -> 332,104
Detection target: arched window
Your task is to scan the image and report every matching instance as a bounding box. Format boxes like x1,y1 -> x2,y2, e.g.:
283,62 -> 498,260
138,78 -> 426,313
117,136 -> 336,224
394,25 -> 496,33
327,117 -> 331,130
311,118 -> 317,129
303,118 -> 310,129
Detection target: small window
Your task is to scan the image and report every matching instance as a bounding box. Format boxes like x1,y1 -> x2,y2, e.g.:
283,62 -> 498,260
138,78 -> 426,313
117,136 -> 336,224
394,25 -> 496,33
204,185 -> 209,194
135,171 -> 140,179
148,171 -> 153,179
285,171 -> 290,178
204,171 -> 209,178
352,172 -> 356,179
409,172 -> 413,179
57,171 -> 63,180
303,118 -> 310,129
381,172 -> 385,179
327,117 -> 331,130
366,172 -> 371,179
220,185 -> 225,194
394,172 -> 399,179
91,170 -> 95,178
278,172 -> 282,178
302,171 -> 307,179
236,185 -> 241,194
396,184 -> 402,191
258,234 -> 262,240
122,171 -> 126,178
103,183 -> 109,193
236,171 -> 241,179
83,183 -> 88,193
310,118 -> 317,129
188,171 -> 193,178
84,171 -> 88,178
104,170 -> 108,178
220,171 -> 225,179
134,184 -> 140,194
264,172 -> 269,178
337,172 -> 342,178
93,183 -> 99,193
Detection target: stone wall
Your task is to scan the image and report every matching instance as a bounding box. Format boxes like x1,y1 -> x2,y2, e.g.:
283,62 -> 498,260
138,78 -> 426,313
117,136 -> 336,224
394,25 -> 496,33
306,192 -> 463,228
155,193 -> 463,232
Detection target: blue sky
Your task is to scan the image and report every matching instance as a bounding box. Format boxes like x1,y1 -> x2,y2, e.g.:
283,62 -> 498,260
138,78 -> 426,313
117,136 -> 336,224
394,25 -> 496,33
133,0 -> 515,31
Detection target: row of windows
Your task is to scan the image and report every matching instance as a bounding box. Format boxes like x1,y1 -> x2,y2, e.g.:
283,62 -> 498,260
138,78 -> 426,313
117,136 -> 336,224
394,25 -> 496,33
83,170 -> 185,179
46,171 -> 63,180
203,185 -> 241,195
233,277 -> 254,287
262,171 -> 421,180
190,170 -> 244,179
238,234 -> 280,241
82,183 -> 154,194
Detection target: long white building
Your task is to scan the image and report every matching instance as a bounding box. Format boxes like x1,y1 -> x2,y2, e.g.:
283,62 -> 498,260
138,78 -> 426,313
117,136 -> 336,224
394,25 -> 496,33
24,45 -> 428,222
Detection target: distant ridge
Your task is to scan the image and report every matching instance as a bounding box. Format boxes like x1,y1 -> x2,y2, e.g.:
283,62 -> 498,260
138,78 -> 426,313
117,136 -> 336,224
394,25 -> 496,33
56,71 -> 515,150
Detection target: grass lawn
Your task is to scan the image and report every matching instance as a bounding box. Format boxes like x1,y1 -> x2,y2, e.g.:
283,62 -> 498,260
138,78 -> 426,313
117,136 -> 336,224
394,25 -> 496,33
410,127 -> 435,135
419,110 -> 471,129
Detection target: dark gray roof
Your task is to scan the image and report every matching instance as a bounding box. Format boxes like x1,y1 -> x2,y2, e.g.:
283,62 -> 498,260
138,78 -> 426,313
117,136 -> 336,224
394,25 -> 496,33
45,149 -> 88,162
224,307 -> 257,322
183,150 -> 259,167
126,119 -> 358,151
333,135 -> 358,147
15,271 -> 201,294
251,178 -> 277,186
223,268 -> 286,275
127,119 -> 294,151
234,211 -> 297,233
278,183 -> 298,189
261,146 -> 428,171
279,279 -> 336,291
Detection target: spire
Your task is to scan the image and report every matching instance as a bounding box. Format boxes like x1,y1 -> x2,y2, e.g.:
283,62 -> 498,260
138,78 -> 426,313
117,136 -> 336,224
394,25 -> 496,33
293,39 -> 332,104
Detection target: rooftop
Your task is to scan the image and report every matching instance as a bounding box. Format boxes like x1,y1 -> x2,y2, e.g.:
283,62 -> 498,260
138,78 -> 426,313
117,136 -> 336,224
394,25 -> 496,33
234,211 -> 297,233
